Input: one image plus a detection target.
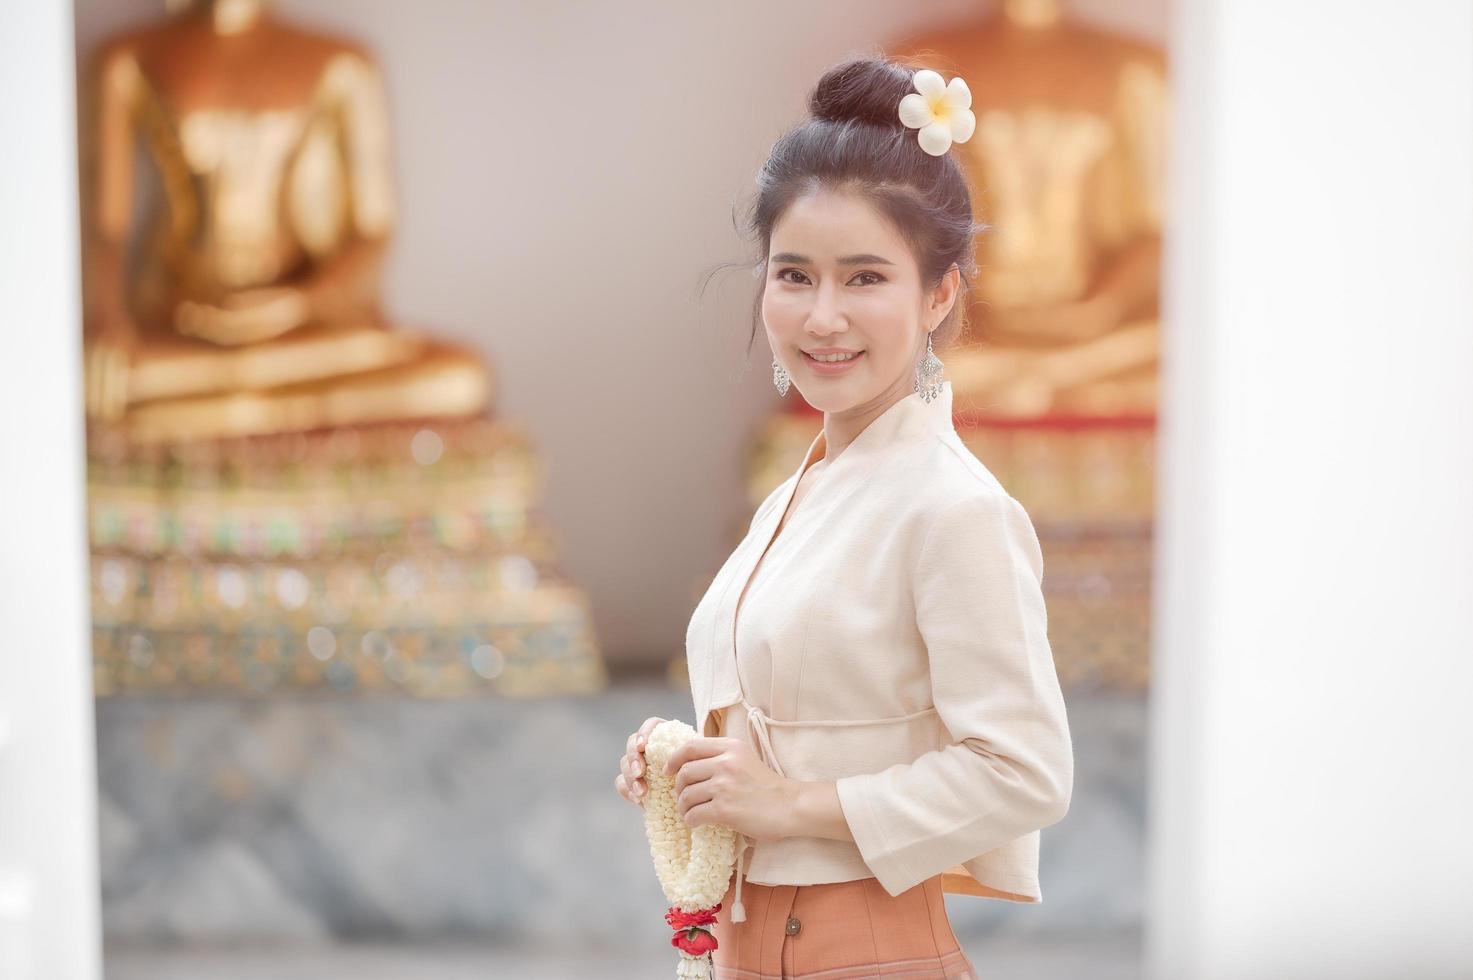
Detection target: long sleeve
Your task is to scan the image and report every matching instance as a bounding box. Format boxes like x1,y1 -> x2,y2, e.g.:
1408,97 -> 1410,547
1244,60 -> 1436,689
834,490 -> 1074,897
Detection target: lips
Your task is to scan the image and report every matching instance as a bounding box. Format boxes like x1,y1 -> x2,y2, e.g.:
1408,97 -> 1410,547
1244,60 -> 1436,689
803,350 -> 865,362
802,349 -> 866,374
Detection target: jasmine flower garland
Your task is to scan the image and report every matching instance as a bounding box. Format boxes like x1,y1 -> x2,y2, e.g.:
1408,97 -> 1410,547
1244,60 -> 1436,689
642,719 -> 742,980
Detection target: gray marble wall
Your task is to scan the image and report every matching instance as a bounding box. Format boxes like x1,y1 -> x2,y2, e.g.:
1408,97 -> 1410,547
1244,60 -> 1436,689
96,681 -> 1145,946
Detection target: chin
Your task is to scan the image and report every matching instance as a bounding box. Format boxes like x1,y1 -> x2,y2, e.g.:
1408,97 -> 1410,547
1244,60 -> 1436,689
795,384 -> 864,414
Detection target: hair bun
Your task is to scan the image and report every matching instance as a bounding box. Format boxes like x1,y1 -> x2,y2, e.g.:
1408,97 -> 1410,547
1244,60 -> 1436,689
807,57 -> 915,129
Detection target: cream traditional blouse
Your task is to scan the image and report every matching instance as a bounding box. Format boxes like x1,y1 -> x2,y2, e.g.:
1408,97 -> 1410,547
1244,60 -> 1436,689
684,380 -> 1073,918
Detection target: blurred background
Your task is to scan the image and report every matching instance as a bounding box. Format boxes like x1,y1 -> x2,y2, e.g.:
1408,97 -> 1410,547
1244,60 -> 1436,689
3,0 -> 1471,978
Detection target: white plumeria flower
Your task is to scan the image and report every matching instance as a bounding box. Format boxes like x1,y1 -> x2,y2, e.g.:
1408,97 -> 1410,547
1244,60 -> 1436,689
898,68 -> 976,157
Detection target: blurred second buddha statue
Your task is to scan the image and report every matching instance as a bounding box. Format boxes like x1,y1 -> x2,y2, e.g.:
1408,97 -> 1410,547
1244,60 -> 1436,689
892,0 -> 1168,417
80,0 -> 492,442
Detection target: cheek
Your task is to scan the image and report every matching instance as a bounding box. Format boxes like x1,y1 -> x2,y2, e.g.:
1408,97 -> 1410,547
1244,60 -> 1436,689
866,289 -> 913,319
761,289 -> 803,331
864,295 -> 919,357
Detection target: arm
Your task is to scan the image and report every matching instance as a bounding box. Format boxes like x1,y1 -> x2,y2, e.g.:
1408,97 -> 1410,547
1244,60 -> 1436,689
80,45 -> 139,330
783,780 -> 852,843
79,44 -> 143,421
292,51 -> 395,324
830,491 -> 1074,897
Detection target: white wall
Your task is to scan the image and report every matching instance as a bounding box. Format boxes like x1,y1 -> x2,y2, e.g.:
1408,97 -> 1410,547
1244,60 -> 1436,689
1151,2 -> 1473,977
0,1 -> 103,978
72,0 -> 1168,665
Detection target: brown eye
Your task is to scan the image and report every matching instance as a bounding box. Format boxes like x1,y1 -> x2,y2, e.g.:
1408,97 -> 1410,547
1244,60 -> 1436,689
852,272 -> 884,286
778,268 -> 810,285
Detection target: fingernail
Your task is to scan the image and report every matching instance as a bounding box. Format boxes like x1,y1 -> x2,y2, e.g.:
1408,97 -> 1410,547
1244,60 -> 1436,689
632,761 -> 642,775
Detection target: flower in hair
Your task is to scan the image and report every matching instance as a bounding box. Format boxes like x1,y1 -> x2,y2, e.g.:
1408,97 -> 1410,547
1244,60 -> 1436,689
898,69 -> 976,157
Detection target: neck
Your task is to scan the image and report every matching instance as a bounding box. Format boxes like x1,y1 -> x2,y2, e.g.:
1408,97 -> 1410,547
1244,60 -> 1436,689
179,0 -> 266,36
820,373 -> 916,462
1001,0 -> 1064,30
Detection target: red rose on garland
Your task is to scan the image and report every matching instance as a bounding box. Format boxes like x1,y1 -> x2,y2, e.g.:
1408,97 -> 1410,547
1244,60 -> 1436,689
671,925 -> 719,956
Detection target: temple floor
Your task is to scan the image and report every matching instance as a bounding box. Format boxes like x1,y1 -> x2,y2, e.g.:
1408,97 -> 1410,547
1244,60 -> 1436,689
96,670 -> 1146,970
106,931 -> 1143,979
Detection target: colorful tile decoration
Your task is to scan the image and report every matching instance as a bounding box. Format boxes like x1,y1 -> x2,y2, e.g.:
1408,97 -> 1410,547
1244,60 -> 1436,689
744,405 -> 1155,693
87,415 -> 608,697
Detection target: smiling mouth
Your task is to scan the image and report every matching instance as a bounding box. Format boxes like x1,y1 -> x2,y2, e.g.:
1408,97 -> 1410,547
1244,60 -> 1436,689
803,350 -> 865,364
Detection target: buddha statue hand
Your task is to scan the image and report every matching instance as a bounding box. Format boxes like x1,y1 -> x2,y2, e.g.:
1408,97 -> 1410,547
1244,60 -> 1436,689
174,286 -> 311,346
83,312 -> 136,423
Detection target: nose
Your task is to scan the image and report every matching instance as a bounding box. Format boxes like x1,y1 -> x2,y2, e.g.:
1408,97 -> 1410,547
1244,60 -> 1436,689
804,280 -> 846,337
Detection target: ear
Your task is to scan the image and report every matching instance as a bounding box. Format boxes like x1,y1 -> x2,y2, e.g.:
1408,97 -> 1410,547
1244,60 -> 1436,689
928,263 -> 961,328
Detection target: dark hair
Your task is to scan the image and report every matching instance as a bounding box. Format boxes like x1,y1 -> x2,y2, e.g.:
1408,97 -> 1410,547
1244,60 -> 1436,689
712,53 -> 986,360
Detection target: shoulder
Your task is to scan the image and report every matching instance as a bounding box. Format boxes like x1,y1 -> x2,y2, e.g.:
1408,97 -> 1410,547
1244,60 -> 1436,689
84,34 -> 148,88
896,429 -> 1015,511
895,433 -> 1041,558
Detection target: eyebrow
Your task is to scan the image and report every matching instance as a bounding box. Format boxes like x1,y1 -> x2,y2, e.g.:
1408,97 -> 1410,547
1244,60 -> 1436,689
769,252 -> 896,266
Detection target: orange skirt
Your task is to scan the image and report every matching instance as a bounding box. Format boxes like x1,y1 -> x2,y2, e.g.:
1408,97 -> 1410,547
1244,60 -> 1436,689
709,872 -> 979,979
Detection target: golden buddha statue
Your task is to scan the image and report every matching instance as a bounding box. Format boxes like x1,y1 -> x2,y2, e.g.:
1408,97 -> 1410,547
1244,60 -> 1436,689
891,0 -> 1167,417
79,0 -> 492,443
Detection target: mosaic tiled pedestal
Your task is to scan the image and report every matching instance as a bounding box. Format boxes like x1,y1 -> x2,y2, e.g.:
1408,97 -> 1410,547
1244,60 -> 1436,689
86,414 -> 606,697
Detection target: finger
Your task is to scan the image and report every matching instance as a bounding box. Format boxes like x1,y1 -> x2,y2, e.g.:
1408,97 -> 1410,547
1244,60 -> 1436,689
621,750 -> 646,788
674,754 -> 712,795
662,736 -> 717,777
677,785 -> 716,825
623,735 -> 646,777
637,717 -> 662,750
672,755 -> 716,796
662,741 -> 687,778
683,800 -> 721,828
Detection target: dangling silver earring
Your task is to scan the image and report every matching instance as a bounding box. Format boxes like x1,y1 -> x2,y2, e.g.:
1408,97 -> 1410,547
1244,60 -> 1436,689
915,330 -> 944,403
772,356 -> 791,397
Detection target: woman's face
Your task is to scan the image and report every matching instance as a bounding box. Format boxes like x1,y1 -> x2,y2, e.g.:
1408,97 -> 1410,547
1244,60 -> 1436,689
762,188 -> 958,414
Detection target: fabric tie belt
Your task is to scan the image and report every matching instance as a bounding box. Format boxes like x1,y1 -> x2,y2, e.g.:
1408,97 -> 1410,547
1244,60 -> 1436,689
727,697 -> 939,924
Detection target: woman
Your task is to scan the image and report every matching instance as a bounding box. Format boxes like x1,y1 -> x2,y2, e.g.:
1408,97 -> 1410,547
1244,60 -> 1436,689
614,56 -> 1073,979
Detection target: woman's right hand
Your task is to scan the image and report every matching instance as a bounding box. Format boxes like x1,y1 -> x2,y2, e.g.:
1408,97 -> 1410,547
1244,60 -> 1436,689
614,715 -> 667,808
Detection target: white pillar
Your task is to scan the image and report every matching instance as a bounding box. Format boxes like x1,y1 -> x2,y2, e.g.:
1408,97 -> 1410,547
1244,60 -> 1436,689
0,0 -> 103,978
1151,3 -> 1473,979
